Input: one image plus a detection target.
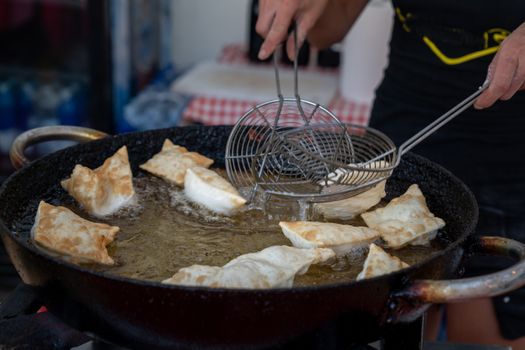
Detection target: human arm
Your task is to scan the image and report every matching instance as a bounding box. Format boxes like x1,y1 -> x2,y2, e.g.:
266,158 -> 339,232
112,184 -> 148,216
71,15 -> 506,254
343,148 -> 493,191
256,0 -> 369,60
475,22 -> 525,109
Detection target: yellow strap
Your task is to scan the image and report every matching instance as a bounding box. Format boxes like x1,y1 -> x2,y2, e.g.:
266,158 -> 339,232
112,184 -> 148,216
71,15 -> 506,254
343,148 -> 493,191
395,7 -> 509,65
422,36 -> 500,65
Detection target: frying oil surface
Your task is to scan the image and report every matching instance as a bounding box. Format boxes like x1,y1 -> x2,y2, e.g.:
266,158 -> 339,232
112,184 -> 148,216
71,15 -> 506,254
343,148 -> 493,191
62,171 -> 442,286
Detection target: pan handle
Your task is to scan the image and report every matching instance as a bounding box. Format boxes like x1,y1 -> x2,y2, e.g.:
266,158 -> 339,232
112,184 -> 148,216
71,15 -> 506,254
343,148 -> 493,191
10,126 -> 109,169
384,236 -> 525,323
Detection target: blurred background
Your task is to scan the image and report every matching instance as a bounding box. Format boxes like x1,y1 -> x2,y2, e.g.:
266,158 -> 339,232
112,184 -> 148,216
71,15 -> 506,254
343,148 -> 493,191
0,0 -> 393,295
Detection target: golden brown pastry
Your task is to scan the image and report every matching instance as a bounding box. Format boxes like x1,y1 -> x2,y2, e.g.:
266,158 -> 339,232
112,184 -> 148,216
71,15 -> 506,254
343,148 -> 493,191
361,184 -> 445,249
315,180 -> 387,220
279,221 -> 380,255
31,201 -> 119,265
356,243 -> 409,280
140,139 -> 214,186
162,245 -> 335,288
61,146 -> 135,217
184,166 -> 246,215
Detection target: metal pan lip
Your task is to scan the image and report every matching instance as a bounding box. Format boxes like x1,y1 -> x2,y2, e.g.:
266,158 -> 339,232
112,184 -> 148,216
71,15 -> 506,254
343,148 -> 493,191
0,130 -> 478,294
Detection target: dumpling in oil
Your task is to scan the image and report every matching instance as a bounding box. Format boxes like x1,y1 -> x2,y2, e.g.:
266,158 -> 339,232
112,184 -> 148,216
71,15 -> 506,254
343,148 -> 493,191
162,245 -> 335,289
315,180 -> 386,220
356,243 -> 409,280
140,139 -> 214,186
361,184 -> 445,249
31,201 -> 119,265
61,146 -> 135,217
279,221 -> 380,255
184,166 -> 246,215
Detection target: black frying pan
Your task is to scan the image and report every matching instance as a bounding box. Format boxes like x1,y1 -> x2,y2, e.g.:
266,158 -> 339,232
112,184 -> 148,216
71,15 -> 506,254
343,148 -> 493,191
1,125 -> 524,349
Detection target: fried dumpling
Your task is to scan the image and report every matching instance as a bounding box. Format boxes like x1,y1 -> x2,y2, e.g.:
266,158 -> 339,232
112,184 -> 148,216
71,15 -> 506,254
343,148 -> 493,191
162,245 -> 335,289
320,161 -> 390,186
315,180 -> 386,220
361,184 -> 445,249
139,139 -> 214,186
356,243 -> 409,280
279,221 -> 380,255
31,201 -> 119,265
184,166 -> 246,215
61,146 -> 135,217
409,230 -> 438,246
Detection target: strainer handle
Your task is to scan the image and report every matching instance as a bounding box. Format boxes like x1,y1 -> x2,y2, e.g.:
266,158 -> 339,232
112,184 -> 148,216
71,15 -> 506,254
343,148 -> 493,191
272,52 -> 283,100
398,81 -> 489,156
271,23 -> 310,123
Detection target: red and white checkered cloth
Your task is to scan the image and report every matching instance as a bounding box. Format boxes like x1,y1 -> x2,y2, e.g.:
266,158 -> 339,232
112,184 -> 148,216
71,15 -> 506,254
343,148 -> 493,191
182,44 -> 370,126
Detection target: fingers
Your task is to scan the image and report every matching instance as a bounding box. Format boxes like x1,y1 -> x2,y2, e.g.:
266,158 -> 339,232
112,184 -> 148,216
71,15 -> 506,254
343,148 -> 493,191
285,13 -> 316,60
501,59 -> 525,100
475,33 -> 525,109
475,48 -> 518,109
258,1 -> 298,60
285,27 -> 306,60
255,1 -> 276,38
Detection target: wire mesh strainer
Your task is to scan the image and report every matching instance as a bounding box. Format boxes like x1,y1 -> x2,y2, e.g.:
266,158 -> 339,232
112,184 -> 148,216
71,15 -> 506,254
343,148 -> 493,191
225,29 -> 489,204
225,29 -> 360,203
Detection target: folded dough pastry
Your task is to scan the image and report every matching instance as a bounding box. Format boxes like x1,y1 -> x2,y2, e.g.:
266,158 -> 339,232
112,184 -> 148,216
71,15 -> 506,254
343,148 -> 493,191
356,243 -> 409,280
315,180 -> 386,220
279,221 -> 380,255
409,230 -> 438,246
31,201 -> 119,265
320,160 -> 390,186
61,146 -> 135,217
361,184 -> 445,249
162,245 -> 335,288
140,139 -> 214,186
184,166 -> 246,215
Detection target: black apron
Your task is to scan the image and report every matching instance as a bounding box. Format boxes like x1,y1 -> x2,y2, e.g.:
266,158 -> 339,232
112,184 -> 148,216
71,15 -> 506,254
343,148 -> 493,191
369,0 -> 525,339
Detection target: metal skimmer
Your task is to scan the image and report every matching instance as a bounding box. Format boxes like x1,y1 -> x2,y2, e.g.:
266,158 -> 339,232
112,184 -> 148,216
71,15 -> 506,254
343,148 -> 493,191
226,30 -> 489,204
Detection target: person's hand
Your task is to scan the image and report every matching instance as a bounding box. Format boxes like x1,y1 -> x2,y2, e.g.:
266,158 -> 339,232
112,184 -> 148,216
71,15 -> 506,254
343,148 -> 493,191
475,22 -> 525,109
256,0 -> 330,60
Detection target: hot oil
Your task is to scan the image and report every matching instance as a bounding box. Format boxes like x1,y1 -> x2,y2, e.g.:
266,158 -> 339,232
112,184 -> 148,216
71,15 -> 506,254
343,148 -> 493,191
58,170 -> 443,286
